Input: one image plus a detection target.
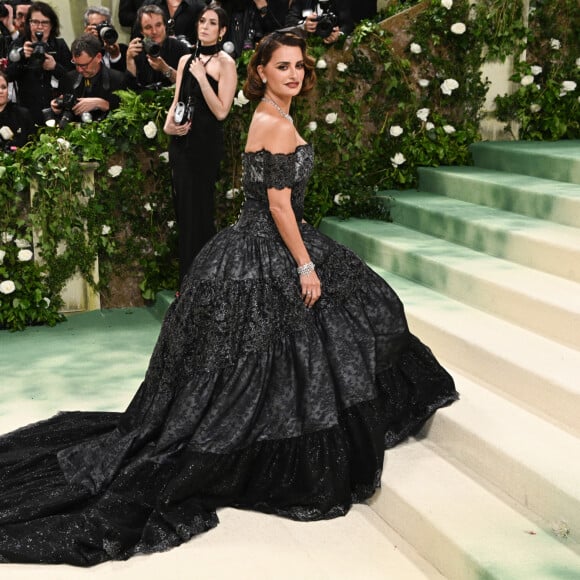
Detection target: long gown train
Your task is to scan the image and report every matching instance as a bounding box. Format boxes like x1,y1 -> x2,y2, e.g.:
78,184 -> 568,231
0,144 -> 458,566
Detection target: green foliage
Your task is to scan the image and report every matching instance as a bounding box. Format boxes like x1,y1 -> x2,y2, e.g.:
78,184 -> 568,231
494,0 -> 580,140
0,0 -> 576,330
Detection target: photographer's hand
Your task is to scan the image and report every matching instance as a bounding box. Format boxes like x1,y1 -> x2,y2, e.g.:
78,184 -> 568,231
323,27 -> 341,45
42,53 -> 57,71
22,41 -> 33,59
50,96 -> 63,115
126,38 -> 141,77
74,98 -> 109,115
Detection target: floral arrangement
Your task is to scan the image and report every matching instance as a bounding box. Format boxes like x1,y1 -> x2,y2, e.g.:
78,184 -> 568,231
0,0 -> 577,331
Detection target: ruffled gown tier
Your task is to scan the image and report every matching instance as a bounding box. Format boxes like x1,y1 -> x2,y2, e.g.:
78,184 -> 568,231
0,145 -> 458,566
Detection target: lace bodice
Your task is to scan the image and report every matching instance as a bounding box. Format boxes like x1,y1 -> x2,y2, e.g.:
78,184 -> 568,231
239,144 -> 314,224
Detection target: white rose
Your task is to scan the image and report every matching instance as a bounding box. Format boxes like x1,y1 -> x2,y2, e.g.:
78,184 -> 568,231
233,89 -> 249,107
167,221 -> 175,228
101,225 -> 111,235
0,249 -> 5,264
530,103 -> 542,113
561,81 -> 577,92
390,153 -> 406,167
443,125 -> 456,134
1,231 -> 13,243
418,78 -> 430,87
325,112 -> 338,124
45,119 -> 56,128
520,75 -> 535,86
43,296 -> 51,307
450,22 -> 466,35
0,280 -> 16,294
108,165 -> 123,178
0,126 -> 14,141
57,137 -> 70,149
426,122 -> 435,131
416,108 -> 430,122
316,59 -> 327,69
17,248 -> 33,261
143,121 -> 157,139
441,78 -> 459,95
336,62 -> 348,72
14,238 -> 31,248
410,43 -> 422,54
159,151 -> 169,163
550,38 -> 561,50
333,193 -> 350,205
389,125 -> 404,137
225,188 -> 239,199
530,65 -> 542,76
441,0 -> 453,9
307,121 -> 318,132
144,202 -> 152,212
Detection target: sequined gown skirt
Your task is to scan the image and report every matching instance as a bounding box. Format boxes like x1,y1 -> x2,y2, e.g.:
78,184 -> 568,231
0,145 -> 458,566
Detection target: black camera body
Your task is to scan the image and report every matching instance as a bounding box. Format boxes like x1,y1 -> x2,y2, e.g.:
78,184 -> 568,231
28,30 -> 49,69
313,0 -> 337,39
53,93 -> 77,128
141,36 -> 161,57
95,22 -> 118,45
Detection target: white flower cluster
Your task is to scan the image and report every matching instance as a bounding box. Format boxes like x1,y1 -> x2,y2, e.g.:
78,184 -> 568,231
410,43 -> 422,54
389,125 -> 404,137
441,78 -> 459,95
441,0 -> 453,9
0,126 -> 14,141
0,234 -> 35,295
108,165 -> 123,178
333,193 -> 350,205
225,188 -> 240,199
336,62 -> 348,72
390,153 -> 406,168
450,22 -> 466,35
143,121 -> 157,139
325,112 -> 338,124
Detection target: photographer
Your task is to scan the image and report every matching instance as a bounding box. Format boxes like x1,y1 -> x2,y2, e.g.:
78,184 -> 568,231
126,4 -> 190,91
47,34 -> 127,127
0,69 -> 33,148
0,2 -> 19,61
286,0 -> 353,44
120,0 -> 204,45
83,5 -> 128,72
5,1 -> 73,126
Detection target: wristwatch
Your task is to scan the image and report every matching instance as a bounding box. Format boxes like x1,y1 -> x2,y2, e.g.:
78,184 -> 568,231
163,68 -> 172,78
258,4 -> 268,16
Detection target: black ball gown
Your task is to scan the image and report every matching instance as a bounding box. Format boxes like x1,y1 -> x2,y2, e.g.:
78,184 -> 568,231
0,144 -> 458,566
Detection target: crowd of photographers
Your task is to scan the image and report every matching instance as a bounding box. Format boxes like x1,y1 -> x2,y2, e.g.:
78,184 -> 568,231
0,0 -> 376,151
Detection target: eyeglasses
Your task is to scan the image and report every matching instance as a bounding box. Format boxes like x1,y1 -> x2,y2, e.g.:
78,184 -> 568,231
71,54 -> 97,70
29,19 -> 51,27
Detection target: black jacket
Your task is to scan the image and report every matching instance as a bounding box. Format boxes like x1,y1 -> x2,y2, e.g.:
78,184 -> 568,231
6,36 -> 74,126
0,102 -> 34,149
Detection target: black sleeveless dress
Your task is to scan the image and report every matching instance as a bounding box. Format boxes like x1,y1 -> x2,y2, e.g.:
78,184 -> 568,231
0,145 -> 458,566
169,55 -> 223,285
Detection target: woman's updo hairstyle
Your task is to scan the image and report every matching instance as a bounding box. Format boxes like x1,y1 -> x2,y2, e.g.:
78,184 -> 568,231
243,31 -> 316,102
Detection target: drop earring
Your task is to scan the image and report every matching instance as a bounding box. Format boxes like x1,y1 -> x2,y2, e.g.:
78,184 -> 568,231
262,78 -> 267,84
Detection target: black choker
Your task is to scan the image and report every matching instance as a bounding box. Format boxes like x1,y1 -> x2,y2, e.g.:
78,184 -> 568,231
195,43 -> 220,55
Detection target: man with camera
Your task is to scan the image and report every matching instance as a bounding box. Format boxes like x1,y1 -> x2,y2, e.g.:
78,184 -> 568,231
47,33 -> 127,127
126,4 -> 189,90
83,5 -> 128,72
285,0 -> 353,45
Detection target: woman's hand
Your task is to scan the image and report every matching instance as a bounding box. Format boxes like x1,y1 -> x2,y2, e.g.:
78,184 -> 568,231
189,57 -> 207,83
163,112 -> 191,136
300,270 -> 321,308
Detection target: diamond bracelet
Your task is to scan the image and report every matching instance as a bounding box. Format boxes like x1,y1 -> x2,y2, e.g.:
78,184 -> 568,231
297,261 -> 315,276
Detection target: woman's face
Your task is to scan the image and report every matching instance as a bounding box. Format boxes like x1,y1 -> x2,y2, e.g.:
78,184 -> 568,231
197,10 -> 224,46
29,10 -> 52,42
258,45 -> 305,101
0,77 -> 9,108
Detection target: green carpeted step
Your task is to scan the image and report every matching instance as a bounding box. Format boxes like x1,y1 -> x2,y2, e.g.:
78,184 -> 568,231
319,217 -> 580,349
470,140 -> 580,185
417,166 -> 580,228
384,190 -> 580,283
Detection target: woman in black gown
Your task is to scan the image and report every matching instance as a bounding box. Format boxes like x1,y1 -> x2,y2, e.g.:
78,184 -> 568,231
164,2 -> 237,286
0,31 -> 458,566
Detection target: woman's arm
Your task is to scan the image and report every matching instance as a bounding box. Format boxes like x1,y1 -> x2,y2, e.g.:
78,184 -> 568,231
265,120 -> 321,308
163,54 -> 192,136
190,53 -> 237,121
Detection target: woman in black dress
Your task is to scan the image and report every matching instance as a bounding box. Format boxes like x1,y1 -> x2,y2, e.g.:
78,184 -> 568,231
164,2 -> 237,286
0,30 -> 457,566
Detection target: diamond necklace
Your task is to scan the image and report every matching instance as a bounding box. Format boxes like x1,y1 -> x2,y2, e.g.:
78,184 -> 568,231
261,96 -> 293,124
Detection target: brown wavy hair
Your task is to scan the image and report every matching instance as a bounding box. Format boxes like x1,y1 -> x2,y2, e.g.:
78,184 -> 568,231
243,31 -> 316,102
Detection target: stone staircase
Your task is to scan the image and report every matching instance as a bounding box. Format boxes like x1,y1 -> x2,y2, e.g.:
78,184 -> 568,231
319,140 -> 580,578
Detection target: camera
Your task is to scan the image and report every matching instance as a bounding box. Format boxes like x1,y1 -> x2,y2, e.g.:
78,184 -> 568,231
141,36 -> 161,57
53,93 -> 77,128
173,96 -> 193,126
94,22 -> 118,45
313,0 -> 337,39
28,30 -> 49,69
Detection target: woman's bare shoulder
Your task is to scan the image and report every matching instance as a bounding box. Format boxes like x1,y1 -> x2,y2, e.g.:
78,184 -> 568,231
246,112 -> 297,154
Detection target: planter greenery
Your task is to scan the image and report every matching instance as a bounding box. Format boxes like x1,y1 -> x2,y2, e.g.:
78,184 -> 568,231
0,0 -> 577,330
